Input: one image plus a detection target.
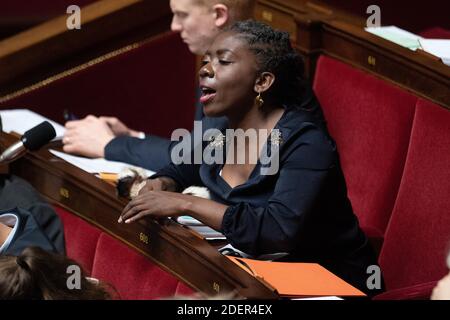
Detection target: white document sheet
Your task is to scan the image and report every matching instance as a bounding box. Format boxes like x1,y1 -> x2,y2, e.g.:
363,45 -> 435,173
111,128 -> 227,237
175,216 -> 226,240
365,26 -> 423,50
0,109 -> 65,139
419,39 -> 450,66
49,149 -> 155,176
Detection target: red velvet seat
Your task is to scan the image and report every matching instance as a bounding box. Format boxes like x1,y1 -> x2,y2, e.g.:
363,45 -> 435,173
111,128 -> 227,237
0,31 -> 196,138
377,99 -> 450,298
54,205 -> 195,299
54,205 -> 101,274
313,55 -> 418,243
91,233 -> 190,300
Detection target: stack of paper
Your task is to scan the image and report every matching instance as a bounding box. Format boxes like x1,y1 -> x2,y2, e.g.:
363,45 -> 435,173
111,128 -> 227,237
0,108 -> 155,177
176,216 -> 225,240
0,109 -> 65,140
49,149 -> 154,176
365,26 -> 450,66
419,39 -> 450,66
365,26 -> 423,50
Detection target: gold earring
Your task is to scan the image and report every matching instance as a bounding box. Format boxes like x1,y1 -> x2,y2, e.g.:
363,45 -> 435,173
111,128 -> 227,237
255,92 -> 264,108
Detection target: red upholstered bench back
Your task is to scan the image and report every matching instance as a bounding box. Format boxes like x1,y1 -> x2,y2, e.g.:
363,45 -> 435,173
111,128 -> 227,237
313,56 -> 450,296
54,205 -> 195,299
0,31 -> 197,138
313,55 -> 417,239
378,99 -> 450,291
55,206 -> 101,275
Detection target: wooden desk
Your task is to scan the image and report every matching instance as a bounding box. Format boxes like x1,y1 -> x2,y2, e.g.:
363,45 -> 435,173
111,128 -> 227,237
256,0 -> 450,108
0,132 -> 278,299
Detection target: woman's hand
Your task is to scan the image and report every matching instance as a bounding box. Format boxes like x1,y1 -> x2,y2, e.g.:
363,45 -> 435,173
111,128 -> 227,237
119,176 -> 228,229
118,191 -> 190,224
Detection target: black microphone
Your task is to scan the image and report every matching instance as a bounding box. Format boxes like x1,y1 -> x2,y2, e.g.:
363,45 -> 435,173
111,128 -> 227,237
0,121 -> 56,163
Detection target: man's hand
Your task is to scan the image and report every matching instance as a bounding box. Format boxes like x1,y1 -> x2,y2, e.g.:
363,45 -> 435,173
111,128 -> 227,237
99,116 -> 143,138
431,272 -> 450,300
63,115 -> 114,158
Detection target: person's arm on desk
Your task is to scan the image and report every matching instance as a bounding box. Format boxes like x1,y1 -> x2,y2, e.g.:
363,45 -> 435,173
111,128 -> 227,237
118,177 -> 228,231
63,115 -> 114,158
63,115 -> 144,158
99,116 -> 144,138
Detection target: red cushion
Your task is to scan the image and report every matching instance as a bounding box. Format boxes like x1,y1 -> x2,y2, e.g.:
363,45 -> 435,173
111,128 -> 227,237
53,205 -> 101,275
313,55 -> 417,237
1,31 -> 196,138
175,282 -> 196,297
373,281 -> 437,300
91,233 -> 187,300
379,99 -> 450,291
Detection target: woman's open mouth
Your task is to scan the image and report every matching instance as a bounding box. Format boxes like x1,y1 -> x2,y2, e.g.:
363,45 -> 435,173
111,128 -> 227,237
200,86 -> 217,104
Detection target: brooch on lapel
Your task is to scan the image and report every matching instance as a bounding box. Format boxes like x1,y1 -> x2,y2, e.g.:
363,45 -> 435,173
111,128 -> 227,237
207,130 -> 283,148
208,132 -> 226,148
270,129 -> 283,147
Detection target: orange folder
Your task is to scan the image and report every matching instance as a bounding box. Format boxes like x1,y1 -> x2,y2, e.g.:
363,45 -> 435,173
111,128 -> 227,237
97,172 -> 118,186
227,256 -> 366,298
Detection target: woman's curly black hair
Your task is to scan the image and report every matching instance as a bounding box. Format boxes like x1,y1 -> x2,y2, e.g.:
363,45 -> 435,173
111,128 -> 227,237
225,20 -> 307,108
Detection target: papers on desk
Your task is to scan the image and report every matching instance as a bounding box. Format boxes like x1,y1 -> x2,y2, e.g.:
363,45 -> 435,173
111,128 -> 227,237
365,26 -> 423,50
0,108 -> 154,180
176,216 -> 226,240
0,109 -> 65,140
419,39 -> 450,66
365,26 -> 450,66
49,149 -> 155,176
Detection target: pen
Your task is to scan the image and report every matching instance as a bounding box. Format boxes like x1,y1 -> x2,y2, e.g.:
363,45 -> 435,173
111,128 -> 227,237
63,109 -> 78,122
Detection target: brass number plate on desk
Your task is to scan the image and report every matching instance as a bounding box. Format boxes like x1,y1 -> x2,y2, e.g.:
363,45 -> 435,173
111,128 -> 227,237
139,232 -> 150,245
59,187 -> 70,199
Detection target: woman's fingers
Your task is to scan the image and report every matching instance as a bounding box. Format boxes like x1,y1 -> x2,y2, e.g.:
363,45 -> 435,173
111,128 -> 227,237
123,209 -> 153,224
119,196 -> 147,222
118,192 -> 159,223
118,191 -> 179,224
119,203 -> 150,223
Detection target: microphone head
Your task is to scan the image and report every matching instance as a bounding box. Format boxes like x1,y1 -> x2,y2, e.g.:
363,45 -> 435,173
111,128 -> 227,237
21,121 -> 56,151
